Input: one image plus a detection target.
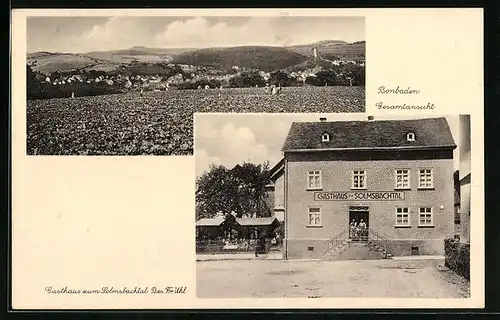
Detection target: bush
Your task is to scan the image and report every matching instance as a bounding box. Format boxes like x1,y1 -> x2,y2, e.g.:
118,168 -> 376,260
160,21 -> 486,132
444,238 -> 470,280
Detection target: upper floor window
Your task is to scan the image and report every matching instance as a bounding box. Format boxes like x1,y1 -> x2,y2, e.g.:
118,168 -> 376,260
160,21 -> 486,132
407,132 -> 416,142
418,169 -> 434,189
352,170 -> 366,189
395,169 -> 410,189
321,132 -> 330,142
307,170 -> 322,190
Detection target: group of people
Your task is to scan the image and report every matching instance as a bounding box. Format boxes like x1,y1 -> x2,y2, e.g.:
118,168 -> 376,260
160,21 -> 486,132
349,218 -> 368,241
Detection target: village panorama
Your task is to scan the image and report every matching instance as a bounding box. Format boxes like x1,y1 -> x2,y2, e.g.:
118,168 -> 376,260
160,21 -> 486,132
26,42 -> 366,156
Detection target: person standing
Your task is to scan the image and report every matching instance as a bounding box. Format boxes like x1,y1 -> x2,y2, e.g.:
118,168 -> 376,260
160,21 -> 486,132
358,219 -> 367,241
349,219 -> 357,240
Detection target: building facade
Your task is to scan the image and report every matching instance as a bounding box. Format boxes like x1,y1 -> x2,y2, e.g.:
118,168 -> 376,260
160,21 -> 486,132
265,158 -> 285,223
281,117 -> 457,259
459,115 -> 471,244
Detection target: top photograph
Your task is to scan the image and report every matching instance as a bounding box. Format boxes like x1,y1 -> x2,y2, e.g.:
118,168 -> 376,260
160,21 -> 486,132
26,15 -> 365,156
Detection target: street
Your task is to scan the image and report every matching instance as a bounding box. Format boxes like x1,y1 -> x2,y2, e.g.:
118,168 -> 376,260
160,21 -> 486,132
196,257 -> 470,298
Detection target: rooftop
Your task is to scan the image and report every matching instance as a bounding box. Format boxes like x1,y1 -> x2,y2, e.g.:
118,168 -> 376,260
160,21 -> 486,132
282,117 -> 456,152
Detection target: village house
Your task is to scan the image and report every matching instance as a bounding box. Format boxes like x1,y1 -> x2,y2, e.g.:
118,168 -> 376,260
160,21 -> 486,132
265,158 -> 285,223
277,116 -> 457,260
166,73 -> 184,84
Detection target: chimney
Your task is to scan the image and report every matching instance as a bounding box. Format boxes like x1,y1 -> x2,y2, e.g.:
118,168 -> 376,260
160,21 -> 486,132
367,116 -> 375,121
319,117 -> 327,122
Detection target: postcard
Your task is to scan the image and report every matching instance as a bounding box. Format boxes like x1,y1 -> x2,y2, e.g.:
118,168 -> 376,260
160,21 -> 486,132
11,8 -> 483,309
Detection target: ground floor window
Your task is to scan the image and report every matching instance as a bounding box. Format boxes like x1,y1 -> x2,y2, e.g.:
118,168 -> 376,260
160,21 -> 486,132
419,207 -> 433,226
395,207 -> 410,226
308,208 -> 321,226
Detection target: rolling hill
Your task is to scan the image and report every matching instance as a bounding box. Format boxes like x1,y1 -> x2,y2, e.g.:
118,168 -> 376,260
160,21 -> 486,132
170,46 -> 309,72
27,52 -> 105,75
287,40 -> 365,60
26,40 -> 365,75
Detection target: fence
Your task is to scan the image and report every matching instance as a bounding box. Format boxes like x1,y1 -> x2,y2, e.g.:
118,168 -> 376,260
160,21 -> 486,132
196,239 -> 283,254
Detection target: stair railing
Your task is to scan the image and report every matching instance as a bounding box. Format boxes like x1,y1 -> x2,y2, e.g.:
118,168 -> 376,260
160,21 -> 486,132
323,229 -> 349,255
367,228 -> 393,258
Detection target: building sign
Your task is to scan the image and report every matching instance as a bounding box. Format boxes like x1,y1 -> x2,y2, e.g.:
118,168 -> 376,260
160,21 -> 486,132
314,191 -> 405,201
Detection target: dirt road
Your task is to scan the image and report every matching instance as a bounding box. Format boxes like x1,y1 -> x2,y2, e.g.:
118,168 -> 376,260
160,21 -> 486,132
196,258 -> 470,298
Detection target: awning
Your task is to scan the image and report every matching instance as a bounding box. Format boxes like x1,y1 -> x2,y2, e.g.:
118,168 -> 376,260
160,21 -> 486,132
195,217 -> 226,227
236,217 -> 280,227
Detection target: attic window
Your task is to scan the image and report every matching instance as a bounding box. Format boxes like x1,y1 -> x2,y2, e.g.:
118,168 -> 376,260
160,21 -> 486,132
407,132 -> 416,142
321,132 -> 330,142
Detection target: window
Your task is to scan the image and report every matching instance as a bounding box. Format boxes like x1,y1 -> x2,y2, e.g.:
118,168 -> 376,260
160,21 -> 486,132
395,169 -> 410,189
321,132 -> 330,142
352,170 -> 366,189
308,208 -> 322,226
407,132 -> 416,141
307,170 -> 322,189
418,207 -> 433,226
418,169 -> 434,188
395,207 -> 410,227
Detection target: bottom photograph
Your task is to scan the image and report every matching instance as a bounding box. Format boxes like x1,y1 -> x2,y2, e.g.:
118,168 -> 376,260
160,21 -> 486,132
194,113 -> 471,299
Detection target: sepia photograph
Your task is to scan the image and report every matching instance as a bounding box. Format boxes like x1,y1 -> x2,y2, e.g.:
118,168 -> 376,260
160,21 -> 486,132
195,113 -> 471,299
26,15 -> 365,156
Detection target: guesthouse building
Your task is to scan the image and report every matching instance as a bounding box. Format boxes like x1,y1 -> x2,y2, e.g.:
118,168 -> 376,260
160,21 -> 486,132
281,116 -> 457,259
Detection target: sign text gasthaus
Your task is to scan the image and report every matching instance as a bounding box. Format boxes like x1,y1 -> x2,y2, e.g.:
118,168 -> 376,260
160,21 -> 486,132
314,191 -> 405,201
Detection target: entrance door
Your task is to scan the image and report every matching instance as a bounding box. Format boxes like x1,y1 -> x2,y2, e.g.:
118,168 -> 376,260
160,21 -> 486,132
349,210 -> 369,242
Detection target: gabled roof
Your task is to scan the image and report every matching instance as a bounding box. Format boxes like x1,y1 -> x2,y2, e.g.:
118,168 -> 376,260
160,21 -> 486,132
195,216 -> 226,227
282,117 -> 456,152
236,217 -> 279,227
269,158 -> 285,182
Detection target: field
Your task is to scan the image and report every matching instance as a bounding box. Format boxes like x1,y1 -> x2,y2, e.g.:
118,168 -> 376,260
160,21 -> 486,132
27,86 -> 365,155
28,53 -> 102,75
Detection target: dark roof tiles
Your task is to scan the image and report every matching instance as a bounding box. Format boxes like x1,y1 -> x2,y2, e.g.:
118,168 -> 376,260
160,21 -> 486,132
282,117 -> 456,151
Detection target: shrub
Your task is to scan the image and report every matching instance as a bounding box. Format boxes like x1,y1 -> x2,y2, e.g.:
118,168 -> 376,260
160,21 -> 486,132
444,238 -> 470,280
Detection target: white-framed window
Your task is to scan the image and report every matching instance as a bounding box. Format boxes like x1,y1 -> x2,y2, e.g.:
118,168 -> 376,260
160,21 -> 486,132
308,207 -> 322,226
395,169 -> 411,189
418,207 -> 433,226
352,170 -> 366,189
418,169 -> 434,188
321,132 -> 330,142
307,170 -> 322,189
407,132 -> 416,142
395,207 -> 410,227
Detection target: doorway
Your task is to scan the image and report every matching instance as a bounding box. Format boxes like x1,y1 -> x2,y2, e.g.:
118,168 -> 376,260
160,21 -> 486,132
349,208 -> 369,242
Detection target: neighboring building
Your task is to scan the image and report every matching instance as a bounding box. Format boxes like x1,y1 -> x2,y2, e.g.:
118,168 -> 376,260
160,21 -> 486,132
281,116 -> 457,259
459,115 -> 471,244
265,158 -> 285,223
454,188 -> 460,236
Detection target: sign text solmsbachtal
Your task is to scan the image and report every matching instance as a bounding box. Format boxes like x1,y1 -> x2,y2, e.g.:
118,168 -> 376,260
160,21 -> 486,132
314,191 -> 405,201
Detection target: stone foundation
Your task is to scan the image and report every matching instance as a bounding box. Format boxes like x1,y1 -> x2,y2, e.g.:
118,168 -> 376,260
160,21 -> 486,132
285,238 -> 445,260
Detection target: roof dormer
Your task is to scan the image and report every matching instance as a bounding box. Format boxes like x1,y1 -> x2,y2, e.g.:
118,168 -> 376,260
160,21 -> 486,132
406,132 -> 416,142
321,132 -> 330,142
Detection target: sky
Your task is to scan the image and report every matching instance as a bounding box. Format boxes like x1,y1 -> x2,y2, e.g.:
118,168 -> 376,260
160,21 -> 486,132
195,114 -> 460,177
26,16 -> 365,53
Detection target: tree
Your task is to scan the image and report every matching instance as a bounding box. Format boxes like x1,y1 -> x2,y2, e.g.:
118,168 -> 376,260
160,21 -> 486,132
268,70 -> 291,87
195,162 -> 272,220
315,69 -> 338,86
229,71 -> 265,88
27,65 -> 41,100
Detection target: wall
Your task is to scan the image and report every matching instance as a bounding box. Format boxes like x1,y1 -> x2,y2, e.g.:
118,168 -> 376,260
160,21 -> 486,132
284,149 -> 455,259
274,173 -> 285,210
459,115 -> 471,244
